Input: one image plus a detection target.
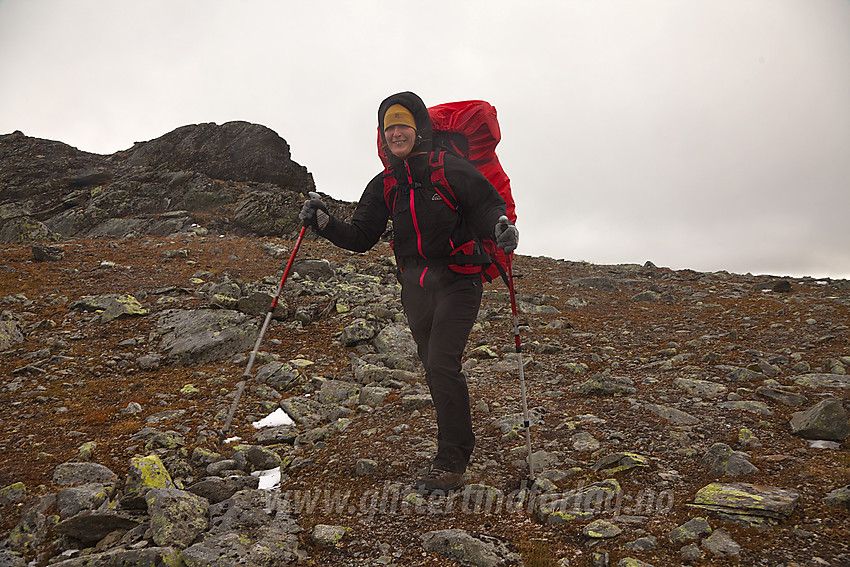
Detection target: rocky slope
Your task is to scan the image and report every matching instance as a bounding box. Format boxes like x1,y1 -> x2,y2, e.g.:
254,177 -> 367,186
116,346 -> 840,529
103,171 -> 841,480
0,127 -> 848,566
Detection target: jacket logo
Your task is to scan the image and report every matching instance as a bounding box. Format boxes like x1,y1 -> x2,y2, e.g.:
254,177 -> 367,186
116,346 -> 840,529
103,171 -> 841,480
432,194 -> 443,201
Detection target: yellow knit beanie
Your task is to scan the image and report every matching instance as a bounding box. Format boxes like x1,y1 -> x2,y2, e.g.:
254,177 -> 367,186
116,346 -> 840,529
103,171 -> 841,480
383,104 -> 416,131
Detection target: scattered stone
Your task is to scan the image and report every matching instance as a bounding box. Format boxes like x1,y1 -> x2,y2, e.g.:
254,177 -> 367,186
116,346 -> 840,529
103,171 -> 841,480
701,528 -> 741,556
737,427 -> 762,447
52,462 -> 118,486
625,535 -> 657,551
790,398 -> 850,441
56,483 -> 113,519
591,452 -> 650,475
312,524 -> 351,547
145,488 -> 210,548
70,294 -> 148,323
756,385 -> 808,407
617,559 -> 654,567
700,443 -> 758,476
673,377 -> 727,399
53,510 -> 142,545
583,519 -> 622,538
125,454 -> 175,492
717,400 -> 773,415
355,458 -> 378,476
644,403 -> 699,425
690,482 -> 799,526
668,517 -> 712,544
421,528 -> 521,567
680,543 -> 704,562
574,375 -> 636,397
823,485 -> 850,510
572,431 -> 600,452
0,482 -> 27,507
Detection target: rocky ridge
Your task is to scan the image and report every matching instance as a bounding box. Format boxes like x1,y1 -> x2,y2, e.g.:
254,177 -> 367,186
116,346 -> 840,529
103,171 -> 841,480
0,126 -> 849,566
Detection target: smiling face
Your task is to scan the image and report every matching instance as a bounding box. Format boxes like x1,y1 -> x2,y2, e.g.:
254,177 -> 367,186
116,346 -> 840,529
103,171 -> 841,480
384,124 -> 417,159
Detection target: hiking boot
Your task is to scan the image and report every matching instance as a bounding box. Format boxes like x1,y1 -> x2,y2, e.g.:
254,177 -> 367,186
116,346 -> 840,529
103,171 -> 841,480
415,468 -> 465,492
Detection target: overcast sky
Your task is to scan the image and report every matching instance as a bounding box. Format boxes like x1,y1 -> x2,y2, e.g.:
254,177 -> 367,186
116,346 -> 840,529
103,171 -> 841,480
2,0 -> 849,279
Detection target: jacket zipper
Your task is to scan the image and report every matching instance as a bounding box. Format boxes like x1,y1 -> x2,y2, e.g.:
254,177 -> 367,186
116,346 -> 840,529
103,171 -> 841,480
405,160 -> 425,259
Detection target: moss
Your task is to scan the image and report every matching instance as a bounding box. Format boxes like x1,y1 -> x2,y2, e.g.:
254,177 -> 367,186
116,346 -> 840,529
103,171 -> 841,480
129,454 -> 175,490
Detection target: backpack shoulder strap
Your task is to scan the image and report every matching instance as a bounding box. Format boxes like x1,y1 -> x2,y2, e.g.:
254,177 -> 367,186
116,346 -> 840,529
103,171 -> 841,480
429,151 -> 458,211
382,166 -> 399,213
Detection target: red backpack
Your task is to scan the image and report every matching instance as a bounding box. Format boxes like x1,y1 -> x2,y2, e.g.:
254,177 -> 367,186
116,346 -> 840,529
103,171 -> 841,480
377,100 -> 516,285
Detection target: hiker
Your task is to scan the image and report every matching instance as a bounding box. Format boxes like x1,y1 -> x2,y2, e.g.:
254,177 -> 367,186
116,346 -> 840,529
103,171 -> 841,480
299,91 -> 518,492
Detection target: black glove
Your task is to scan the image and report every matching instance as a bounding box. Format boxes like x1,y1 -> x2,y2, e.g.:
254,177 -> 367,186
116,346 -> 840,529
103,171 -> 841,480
299,191 -> 330,230
495,215 -> 518,254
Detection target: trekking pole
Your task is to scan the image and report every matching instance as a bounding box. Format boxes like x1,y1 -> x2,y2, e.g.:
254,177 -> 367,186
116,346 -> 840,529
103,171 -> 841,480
501,220 -> 534,481
220,224 -> 307,436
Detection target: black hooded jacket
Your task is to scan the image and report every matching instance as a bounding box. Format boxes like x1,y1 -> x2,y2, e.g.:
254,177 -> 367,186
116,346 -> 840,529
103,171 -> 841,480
320,92 -> 507,286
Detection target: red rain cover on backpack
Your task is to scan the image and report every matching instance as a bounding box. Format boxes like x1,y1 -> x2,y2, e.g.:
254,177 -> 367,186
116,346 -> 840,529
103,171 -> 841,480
378,100 -> 516,284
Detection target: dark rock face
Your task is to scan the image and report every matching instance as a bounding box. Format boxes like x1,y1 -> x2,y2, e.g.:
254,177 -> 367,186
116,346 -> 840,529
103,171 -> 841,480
0,122 -> 333,242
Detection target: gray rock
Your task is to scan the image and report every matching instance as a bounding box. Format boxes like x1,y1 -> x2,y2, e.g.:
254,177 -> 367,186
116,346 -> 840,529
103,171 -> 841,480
0,549 -> 26,567
791,373 -> 850,389
823,485 -> 850,510
7,495 -> 55,553
491,409 -> 542,433
136,354 -> 162,370
616,559 -> 653,567
0,319 -> 23,350
583,519 -> 622,538
341,318 -> 382,346
591,452 -> 650,474
673,377 -> 727,399
246,445 -> 282,470
401,393 -> 433,410
701,528 -> 741,556
53,510 -> 142,545
359,385 -> 392,407
668,516 -> 712,543
187,475 -> 259,504
256,361 -> 300,391
355,458 -> 378,476
691,482 -> 799,525
281,395 -> 334,426
719,365 -> 765,382
236,291 -> 287,319
0,482 -> 27,507
574,375 -> 636,397
717,400 -> 773,415
292,258 -> 334,281
373,323 -> 418,358
47,547 -> 182,567
183,489 -> 301,566
644,403 -> 699,425
317,378 -> 359,404
571,277 -> 618,291
756,386 -> 809,407
421,528 -> 522,567
56,483 -> 114,519
52,462 -> 118,486
572,431 -> 600,452
145,488 -> 210,548
790,398 -> 850,441
156,308 -> 258,365
311,524 -> 350,546
700,443 -> 758,476
625,535 -> 657,551
680,543 -> 703,562
69,293 -> 149,323
254,425 -> 299,445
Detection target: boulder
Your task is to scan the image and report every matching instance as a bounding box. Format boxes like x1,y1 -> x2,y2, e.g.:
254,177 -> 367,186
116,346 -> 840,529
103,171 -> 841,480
421,528 -> 521,567
790,398 -> 850,441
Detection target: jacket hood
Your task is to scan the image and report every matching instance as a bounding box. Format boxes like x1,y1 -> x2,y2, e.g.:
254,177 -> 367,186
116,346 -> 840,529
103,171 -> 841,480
378,91 -> 432,163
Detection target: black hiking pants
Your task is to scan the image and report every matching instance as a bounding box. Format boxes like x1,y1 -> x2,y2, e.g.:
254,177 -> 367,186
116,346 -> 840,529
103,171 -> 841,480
401,274 -> 482,474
